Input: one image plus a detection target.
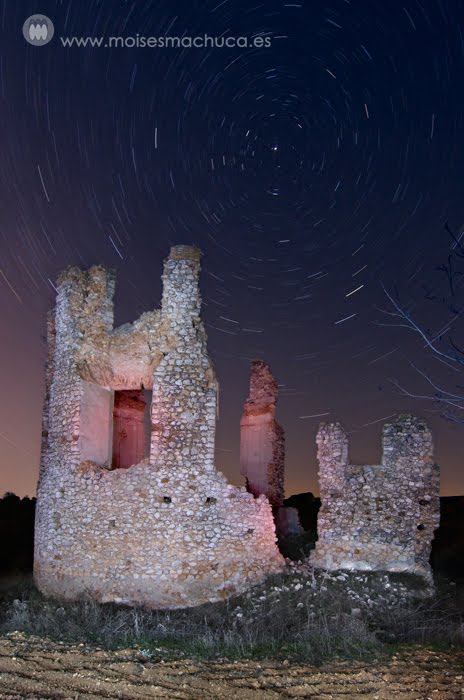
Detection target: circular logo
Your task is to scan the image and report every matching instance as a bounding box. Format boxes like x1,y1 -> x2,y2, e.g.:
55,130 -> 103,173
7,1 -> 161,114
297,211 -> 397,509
23,15 -> 54,46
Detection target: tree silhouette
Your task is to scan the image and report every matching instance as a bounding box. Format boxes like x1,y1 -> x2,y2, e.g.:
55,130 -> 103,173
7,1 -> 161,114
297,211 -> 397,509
379,223 -> 464,423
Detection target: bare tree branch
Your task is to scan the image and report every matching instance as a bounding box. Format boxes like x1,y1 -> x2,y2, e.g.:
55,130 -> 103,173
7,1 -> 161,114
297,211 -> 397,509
381,224 -> 464,423
379,284 -> 464,366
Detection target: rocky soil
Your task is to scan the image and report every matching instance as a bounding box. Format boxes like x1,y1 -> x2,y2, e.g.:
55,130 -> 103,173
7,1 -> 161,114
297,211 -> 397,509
0,633 -> 462,699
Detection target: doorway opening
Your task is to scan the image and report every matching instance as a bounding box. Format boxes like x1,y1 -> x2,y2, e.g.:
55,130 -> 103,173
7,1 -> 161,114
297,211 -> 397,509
111,389 -> 151,469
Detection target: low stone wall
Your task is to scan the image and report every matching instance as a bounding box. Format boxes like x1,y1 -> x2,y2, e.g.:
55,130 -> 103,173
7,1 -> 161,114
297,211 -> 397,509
311,415 -> 440,582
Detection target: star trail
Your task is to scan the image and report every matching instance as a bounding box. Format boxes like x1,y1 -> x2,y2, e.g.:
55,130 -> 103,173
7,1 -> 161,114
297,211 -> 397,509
1,0 -> 463,497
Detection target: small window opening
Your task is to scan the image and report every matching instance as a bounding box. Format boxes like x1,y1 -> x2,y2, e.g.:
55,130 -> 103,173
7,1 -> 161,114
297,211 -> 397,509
205,497 -> 217,505
163,496 -> 172,504
417,524 -> 425,531
112,389 -> 151,469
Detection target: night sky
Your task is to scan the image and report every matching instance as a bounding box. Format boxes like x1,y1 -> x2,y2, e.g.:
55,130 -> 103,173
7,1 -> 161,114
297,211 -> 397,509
1,0 -> 464,498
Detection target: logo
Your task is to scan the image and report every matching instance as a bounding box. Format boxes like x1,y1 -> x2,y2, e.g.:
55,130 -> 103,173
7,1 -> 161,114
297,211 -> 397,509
23,15 -> 54,46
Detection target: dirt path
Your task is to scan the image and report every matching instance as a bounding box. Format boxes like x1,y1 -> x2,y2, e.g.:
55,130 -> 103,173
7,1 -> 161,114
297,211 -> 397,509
0,633 -> 462,699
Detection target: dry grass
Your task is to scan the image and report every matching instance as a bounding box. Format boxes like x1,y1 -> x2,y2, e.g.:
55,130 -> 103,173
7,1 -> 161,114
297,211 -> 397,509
0,569 -> 462,664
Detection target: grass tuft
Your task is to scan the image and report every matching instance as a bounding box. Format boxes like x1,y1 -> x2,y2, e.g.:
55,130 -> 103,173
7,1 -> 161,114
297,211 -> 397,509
1,569 -> 462,663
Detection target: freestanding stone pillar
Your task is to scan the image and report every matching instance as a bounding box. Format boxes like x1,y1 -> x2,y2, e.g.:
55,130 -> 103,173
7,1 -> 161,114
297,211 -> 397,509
240,360 -> 285,508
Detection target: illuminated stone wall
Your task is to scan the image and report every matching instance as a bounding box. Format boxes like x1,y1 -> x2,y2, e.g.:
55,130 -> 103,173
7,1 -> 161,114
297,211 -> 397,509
311,415 -> 440,582
34,246 -> 284,609
240,360 -> 303,538
240,360 -> 285,508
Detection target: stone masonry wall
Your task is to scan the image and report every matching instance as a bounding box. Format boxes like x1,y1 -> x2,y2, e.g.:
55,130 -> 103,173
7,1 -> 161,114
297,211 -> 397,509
34,246 -> 284,609
240,360 -> 285,508
311,415 -> 440,582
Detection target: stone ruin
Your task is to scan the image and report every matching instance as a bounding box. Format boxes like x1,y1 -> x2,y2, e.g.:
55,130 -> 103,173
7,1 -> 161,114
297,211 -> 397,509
311,416 -> 440,582
34,245 -> 284,609
240,360 -> 302,537
34,244 -> 441,609
240,360 -> 284,505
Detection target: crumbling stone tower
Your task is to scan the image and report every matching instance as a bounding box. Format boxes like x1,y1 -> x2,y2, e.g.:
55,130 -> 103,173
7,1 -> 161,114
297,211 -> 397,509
240,360 -> 285,508
311,415 -> 440,582
239,361 -> 302,538
34,246 -> 284,609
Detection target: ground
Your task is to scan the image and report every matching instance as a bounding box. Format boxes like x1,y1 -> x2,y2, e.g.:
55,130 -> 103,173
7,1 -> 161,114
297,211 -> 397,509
0,633 -> 462,699
1,569 -> 463,698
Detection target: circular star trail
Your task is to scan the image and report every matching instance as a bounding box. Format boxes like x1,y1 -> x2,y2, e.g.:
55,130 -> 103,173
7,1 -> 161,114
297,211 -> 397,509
1,0 -> 464,497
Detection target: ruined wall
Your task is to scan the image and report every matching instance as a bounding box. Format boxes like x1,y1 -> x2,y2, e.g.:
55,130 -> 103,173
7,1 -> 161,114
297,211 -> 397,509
311,415 -> 440,582
240,360 -> 285,508
34,246 -> 284,609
